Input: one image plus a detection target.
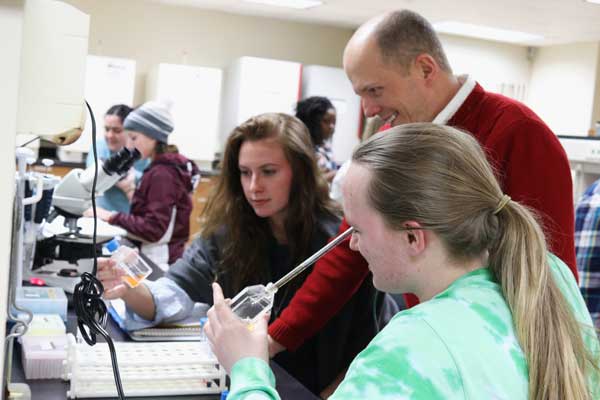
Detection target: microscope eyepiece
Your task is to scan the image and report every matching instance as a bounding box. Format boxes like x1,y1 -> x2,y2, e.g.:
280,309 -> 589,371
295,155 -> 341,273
120,148 -> 141,171
102,147 -> 142,175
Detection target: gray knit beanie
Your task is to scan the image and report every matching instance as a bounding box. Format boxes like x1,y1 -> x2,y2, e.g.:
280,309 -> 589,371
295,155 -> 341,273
123,100 -> 174,143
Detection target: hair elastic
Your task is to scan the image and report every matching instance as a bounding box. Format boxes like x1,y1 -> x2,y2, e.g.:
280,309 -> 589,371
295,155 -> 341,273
493,194 -> 511,215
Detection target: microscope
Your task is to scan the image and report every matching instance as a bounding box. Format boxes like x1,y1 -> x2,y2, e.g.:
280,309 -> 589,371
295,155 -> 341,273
26,147 -> 141,293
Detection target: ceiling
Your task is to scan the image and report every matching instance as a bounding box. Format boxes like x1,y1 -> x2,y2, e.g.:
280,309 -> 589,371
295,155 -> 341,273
150,0 -> 600,46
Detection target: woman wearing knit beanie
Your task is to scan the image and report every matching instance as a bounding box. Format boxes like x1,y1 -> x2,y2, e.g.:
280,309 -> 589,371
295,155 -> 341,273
86,100 -> 200,268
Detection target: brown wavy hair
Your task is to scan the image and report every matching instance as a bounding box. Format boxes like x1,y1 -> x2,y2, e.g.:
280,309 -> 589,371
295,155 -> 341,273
201,113 -> 339,292
353,123 -> 599,400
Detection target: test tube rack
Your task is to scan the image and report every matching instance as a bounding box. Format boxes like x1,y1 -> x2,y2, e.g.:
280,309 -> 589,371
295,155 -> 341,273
63,335 -> 227,398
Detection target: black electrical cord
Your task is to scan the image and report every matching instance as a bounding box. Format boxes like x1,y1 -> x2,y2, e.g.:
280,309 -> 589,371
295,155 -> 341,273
72,101 -> 125,399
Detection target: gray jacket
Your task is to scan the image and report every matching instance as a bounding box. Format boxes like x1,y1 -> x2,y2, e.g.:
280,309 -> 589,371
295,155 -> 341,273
161,214 -> 385,395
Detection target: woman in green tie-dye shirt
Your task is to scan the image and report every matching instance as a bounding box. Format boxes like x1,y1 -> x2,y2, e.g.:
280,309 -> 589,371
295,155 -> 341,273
206,123 -> 600,400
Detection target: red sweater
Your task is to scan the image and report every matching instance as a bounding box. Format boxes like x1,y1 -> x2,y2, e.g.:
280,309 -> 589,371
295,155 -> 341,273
268,83 -> 577,351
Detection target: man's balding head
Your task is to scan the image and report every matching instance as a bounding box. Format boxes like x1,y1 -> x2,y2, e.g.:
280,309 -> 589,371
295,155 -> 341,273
345,10 -> 452,74
343,10 -> 459,125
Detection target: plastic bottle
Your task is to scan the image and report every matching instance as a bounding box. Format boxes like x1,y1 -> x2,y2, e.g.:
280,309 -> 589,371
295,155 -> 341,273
105,239 -> 152,288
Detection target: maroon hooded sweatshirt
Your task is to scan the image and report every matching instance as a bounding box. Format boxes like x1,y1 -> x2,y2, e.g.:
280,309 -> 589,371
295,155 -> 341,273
110,152 -> 200,264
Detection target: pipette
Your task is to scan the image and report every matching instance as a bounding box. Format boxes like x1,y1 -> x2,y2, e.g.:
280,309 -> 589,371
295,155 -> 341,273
230,226 -> 354,324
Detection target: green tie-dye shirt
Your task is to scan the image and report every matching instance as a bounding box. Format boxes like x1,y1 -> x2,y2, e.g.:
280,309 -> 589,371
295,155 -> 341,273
227,254 -> 600,399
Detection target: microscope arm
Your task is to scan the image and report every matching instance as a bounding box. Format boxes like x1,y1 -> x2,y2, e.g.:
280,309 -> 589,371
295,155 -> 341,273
50,167 -> 123,217
51,147 -> 141,217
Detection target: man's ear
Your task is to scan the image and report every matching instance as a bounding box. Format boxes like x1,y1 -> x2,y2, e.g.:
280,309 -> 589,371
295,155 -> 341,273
413,54 -> 437,83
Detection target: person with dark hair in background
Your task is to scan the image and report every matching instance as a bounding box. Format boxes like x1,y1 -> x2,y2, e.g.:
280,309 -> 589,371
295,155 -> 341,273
85,100 -> 199,267
206,123 -> 600,400
295,96 -> 339,182
96,113 -> 389,397
265,9 -> 578,358
85,104 -> 149,213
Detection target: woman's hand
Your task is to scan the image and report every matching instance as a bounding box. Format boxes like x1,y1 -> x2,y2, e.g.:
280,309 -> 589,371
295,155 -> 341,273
205,283 -> 269,373
83,207 -> 116,222
97,257 -> 129,299
115,169 -> 136,200
268,335 -> 286,357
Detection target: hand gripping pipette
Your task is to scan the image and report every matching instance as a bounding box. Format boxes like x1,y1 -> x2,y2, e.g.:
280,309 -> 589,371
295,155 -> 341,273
229,227 -> 354,324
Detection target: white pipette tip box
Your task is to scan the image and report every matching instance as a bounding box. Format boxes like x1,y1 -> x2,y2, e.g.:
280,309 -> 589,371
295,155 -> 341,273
21,333 -> 68,380
23,314 -> 66,337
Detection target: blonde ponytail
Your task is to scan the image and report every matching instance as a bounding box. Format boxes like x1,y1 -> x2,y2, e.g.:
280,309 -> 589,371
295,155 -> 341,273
489,201 -> 597,400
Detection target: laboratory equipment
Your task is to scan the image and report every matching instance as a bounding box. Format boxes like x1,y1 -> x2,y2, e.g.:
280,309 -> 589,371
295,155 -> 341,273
19,314 -> 68,380
12,148 -> 43,288
15,287 -> 68,322
21,169 -> 60,279
27,147 -> 139,293
108,242 -> 152,289
230,226 -> 354,324
6,149 -> 37,399
6,0 -> 90,395
27,216 -> 125,293
51,146 -> 141,218
21,314 -> 66,337
64,336 -> 227,398
21,334 -> 68,380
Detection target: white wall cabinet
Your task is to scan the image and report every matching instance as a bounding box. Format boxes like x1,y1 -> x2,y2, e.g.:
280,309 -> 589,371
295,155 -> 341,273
527,43 -> 599,136
220,56 -> 301,147
301,65 -> 362,164
558,135 -> 600,201
58,55 -> 135,158
147,63 -> 223,164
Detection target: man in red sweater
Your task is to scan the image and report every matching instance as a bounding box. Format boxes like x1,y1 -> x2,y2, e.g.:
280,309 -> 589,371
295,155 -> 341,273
268,9 -> 576,355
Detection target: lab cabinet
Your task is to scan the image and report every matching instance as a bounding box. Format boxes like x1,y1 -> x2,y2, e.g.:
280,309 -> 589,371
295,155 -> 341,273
220,56 -> 302,146
57,55 -> 136,158
301,65 -> 362,164
146,63 -> 223,163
